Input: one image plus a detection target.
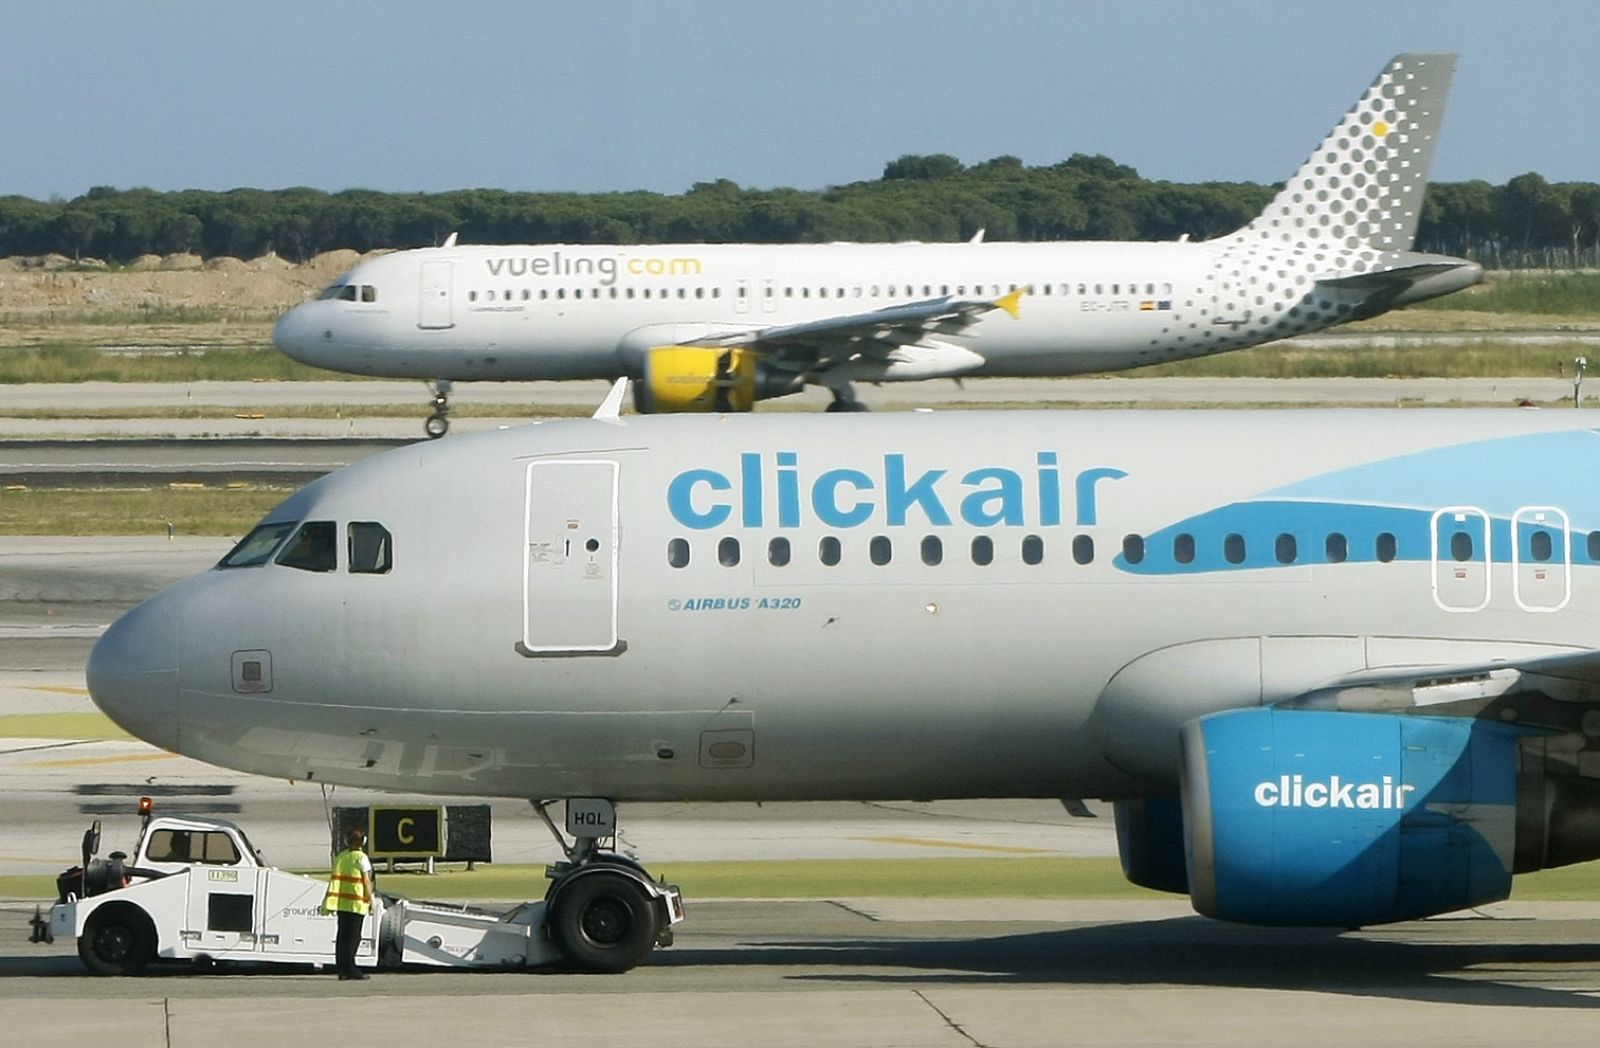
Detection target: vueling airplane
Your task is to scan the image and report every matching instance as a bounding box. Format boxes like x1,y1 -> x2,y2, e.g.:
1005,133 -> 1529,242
272,54 -> 1478,436
87,388 -> 1600,970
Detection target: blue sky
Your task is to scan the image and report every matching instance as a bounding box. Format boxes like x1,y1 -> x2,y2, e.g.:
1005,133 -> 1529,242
2,0 -> 1594,200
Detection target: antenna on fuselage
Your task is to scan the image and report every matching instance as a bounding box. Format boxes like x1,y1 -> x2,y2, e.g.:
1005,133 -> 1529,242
441,231 -> 458,248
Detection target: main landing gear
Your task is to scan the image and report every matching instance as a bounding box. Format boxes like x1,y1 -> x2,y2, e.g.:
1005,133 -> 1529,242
824,382 -> 869,413
531,798 -> 684,973
424,379 -> 453,439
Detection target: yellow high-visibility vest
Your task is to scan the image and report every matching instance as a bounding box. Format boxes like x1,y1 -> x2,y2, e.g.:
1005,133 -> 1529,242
324,848 -> 371,915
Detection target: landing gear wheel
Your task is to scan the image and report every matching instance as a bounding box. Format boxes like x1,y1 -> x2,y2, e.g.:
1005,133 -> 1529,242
424,413 -> 450,439
825,399 -> 869,413
78,908 -> 152,976
549,872 -> 659,973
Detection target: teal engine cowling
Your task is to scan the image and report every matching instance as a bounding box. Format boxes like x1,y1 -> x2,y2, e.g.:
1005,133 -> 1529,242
1182,708 -> 1520,927
1110,707 -> 1600,927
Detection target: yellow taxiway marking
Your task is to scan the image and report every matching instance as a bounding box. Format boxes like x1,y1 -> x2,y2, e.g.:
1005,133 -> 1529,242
31,752 -> 175,769
857,835 -> 1056,856
23,685 -> 90,696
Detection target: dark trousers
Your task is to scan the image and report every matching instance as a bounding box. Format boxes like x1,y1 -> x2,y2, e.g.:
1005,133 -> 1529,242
335,910 -> 365,975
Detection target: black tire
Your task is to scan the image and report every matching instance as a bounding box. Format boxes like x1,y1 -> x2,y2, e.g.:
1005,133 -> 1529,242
78,907 -> 153,976
548,872 -> 659,973
424,414 -> 450,439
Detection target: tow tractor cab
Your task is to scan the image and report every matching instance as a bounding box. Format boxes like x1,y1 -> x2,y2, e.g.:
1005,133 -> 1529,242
48,798 -> 683,976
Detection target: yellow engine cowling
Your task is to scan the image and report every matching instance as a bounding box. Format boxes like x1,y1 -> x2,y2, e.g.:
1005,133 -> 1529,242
641,345 -> 759,412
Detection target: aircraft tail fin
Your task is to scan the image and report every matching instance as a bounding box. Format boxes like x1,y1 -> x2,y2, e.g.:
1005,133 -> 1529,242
1226,53 -> 1456,252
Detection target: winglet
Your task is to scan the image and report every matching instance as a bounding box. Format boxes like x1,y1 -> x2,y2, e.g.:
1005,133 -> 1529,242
994,287 -> 1025,319
593,377 -> 628,420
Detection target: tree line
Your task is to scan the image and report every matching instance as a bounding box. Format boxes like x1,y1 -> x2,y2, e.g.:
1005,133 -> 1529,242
2,155 -> 1595,268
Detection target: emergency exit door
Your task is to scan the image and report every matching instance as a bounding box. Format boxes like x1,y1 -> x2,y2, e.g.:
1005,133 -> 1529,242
1431,506 -> 1490,612
522,460 -> 619,653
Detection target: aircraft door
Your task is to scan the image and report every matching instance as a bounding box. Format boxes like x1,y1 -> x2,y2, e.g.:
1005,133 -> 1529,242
418,261 -> 454,330
1512,506 -> 1570,612
1431,507 -> 1490,612
522,460 -> 620,653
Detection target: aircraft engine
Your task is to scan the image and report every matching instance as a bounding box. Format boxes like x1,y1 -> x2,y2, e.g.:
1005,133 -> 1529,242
635,345 -> 803,413
1113,707 -> 1600,927
1181,707 -> 1522,927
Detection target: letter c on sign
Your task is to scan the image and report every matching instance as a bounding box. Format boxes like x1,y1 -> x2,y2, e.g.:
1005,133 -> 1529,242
397,817 -> 415,845
1253,782 -> 1278,806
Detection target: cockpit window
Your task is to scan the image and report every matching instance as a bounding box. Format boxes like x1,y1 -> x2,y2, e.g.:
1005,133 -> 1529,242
275,521 -> 337,572
348,522 -> 392,574
219,521 -> 297,568
318,282 -> 375,302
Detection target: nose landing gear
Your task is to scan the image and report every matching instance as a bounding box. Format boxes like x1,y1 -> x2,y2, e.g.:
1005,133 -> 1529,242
531,798 -> 684,973
425,380 -> 453,438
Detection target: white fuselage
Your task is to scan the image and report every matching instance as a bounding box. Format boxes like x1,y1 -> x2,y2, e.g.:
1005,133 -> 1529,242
271,240 -> 1475,387
87,410 -> 1600,802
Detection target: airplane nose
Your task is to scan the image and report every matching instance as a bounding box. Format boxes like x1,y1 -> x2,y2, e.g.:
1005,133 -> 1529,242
87,594 -> 179,752
272,305 -> 322,363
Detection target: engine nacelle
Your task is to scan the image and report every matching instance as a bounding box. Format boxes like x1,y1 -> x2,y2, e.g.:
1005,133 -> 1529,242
634,345 -> 806,414
1113,798 -> 1189,895
1181,708 -> 1520,927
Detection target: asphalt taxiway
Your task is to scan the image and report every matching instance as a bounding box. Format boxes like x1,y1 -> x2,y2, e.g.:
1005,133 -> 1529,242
5,898 -> 1600,1047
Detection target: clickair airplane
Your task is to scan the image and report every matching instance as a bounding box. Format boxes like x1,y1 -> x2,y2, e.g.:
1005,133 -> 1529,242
272,54 -> 1478,436
87,389 -> 1600,971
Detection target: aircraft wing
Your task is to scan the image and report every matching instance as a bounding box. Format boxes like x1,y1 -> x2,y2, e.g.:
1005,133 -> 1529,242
1282,646 -> 1600,734
696,289 -> 1024,372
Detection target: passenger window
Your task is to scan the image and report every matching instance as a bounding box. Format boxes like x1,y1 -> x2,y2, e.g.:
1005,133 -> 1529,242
971,535 -> 994,566
1073,535 -> 1094,565
870,536 -> 892,565
219,521 -> 296,568
347,522 -> 392,574
667,539 -> 689,569
1325,533 -> 1348,563
1173,533 -> 1195,565
1224,533 -> 1246,565
718,537 -> 741,567
1450,532 -> 1473,562
1376,532 -> 1397,563
921,535 -> 943,566
1022,535 -> 1043,565
768,537 -> 791,567
275,521 -> 336,572
819,536 -> 841,566
1121,534 -> 1144,565
1531,530 -> 1553,563
1275,534 -> 1297,564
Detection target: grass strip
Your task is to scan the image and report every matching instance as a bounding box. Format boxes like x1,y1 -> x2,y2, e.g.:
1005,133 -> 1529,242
0,713 -> 129,741
6,855 -> 1599,905
0,487 -> 291,536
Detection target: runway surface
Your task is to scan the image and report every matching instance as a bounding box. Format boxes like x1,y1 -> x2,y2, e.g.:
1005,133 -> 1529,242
0,374 -> 1589,442
6,898 -> 1600,1047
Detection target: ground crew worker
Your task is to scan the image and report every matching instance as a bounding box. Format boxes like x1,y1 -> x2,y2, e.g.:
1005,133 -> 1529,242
322,826 -> 374,979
